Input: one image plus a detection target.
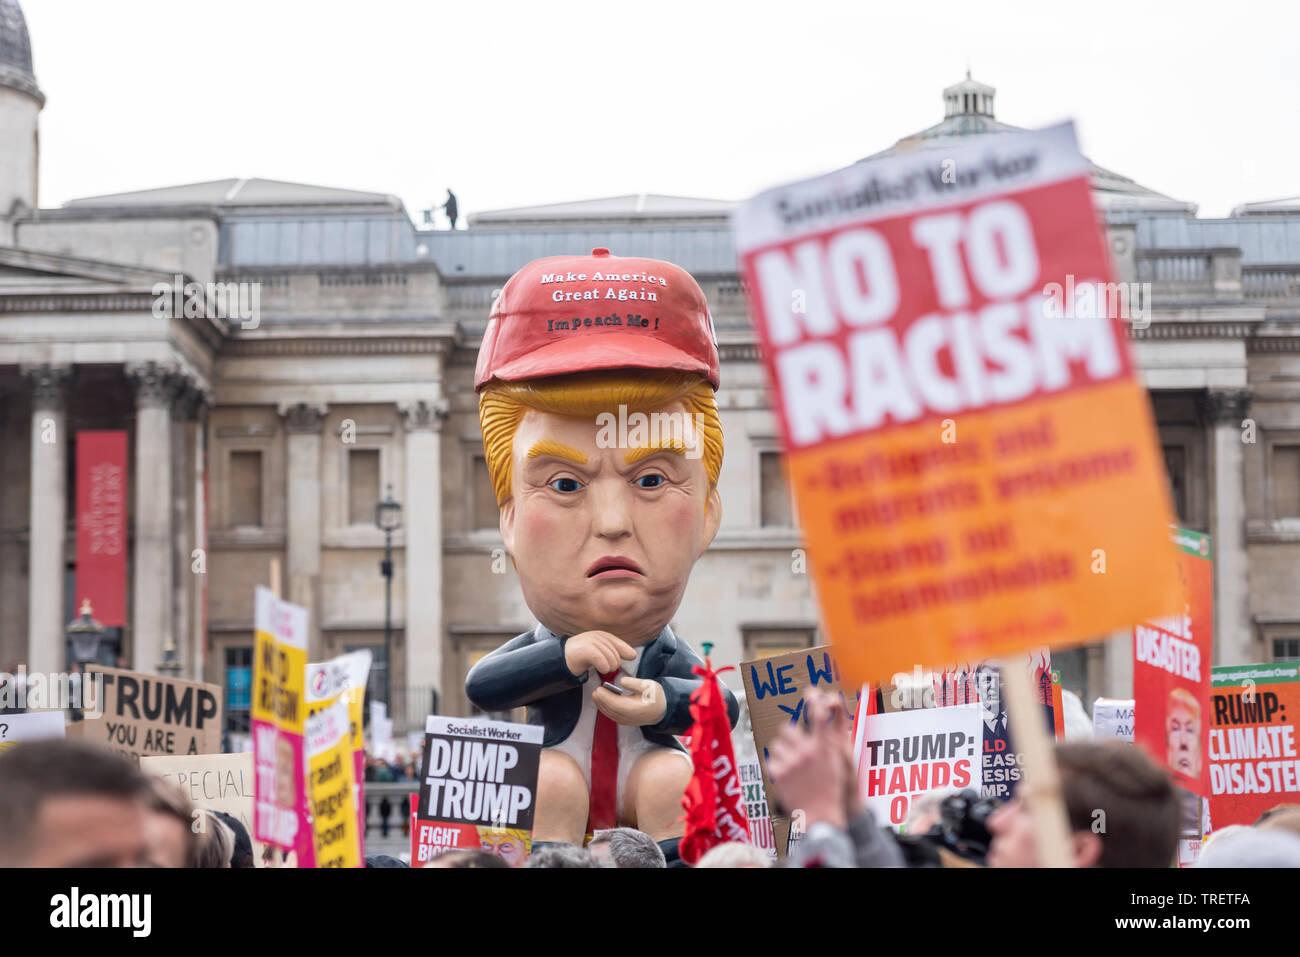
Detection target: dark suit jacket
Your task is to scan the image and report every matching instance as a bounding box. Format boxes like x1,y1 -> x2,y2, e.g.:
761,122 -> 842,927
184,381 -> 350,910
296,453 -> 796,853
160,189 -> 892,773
465,625 -> 739,750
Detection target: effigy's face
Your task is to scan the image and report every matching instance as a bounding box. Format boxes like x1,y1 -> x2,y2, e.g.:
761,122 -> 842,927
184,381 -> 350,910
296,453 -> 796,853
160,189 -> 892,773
500,400 -> 721,645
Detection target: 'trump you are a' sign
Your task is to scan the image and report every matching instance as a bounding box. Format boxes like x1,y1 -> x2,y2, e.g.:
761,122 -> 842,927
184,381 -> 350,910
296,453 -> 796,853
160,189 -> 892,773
735,123 -> 1180,684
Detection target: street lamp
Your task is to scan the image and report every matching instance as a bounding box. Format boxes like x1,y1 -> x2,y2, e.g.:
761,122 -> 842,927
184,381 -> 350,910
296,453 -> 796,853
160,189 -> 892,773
67,598 -> 107,666
375,483 -> 402,708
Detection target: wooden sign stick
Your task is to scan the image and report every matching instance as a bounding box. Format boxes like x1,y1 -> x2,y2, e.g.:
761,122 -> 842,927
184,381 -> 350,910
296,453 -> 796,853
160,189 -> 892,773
999,658 -> 1074,867
269,557 -> 282,599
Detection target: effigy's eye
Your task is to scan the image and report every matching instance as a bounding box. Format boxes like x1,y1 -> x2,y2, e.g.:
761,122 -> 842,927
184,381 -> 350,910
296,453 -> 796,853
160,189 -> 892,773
550,477 -> 583,493
636,474 -> 664,489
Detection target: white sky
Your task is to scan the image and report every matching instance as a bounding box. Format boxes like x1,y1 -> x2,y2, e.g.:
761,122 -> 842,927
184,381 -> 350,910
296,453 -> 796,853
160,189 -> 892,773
20,0 -> 1300,222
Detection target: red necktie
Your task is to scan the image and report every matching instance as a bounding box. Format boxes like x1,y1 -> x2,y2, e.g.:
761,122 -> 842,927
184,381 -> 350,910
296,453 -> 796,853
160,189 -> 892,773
587,669 -> 621,834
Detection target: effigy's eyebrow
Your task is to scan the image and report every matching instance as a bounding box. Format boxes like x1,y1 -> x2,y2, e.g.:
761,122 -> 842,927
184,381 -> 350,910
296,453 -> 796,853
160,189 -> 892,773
625,441 -> 688,465
526,440 -> 588,464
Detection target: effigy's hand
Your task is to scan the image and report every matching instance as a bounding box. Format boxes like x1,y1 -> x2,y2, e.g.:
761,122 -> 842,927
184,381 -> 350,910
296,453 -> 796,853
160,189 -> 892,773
592,677 -> 667,727
563,630 -> 636,677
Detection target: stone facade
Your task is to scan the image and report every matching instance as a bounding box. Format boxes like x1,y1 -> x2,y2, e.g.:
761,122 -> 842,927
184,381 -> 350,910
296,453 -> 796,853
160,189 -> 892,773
2,20 -> 1299,735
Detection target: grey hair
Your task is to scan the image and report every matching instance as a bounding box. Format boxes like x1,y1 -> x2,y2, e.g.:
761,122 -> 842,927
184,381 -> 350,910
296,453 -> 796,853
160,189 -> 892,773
693,841 -> 773,868
525,843 -> 600,868
590,827 -> 666,868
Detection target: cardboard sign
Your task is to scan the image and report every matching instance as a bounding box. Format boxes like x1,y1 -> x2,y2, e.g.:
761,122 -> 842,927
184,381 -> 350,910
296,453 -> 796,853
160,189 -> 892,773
854,704 -> 983,830
304,699 -> 362,868
1134,527 -> 1213,795
0,710 -> 65,753
1207,663 -> 1300,829
78,666 -> 221,763
734,122 -> 1180,686
413,716 -> 543,867
141,752 -> 266,866
1092,698 -> 1135,742
251,586 -> 310,858
306,650 -> 371,858
740,645 -> 859,858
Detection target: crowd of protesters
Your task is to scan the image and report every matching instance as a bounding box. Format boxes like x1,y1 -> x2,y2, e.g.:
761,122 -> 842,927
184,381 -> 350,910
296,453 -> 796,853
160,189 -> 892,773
3,691 -> 1298,868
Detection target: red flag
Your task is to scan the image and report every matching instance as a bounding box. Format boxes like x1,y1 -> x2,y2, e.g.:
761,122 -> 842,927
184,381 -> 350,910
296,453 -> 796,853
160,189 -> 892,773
679,659 -> 751,866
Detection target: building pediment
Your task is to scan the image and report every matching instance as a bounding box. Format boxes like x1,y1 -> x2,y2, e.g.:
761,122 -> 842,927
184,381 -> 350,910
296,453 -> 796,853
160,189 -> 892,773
0,245 -> 176,293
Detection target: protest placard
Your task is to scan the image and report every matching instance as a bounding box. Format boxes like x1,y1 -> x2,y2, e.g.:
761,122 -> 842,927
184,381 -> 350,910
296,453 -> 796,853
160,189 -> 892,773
1207,662 -> 1300,830
740,644 -> 860,858
413,716 -> 543,867
305,650 -> 371,855
1051,670 -> 1065,741
738,758 -> 777,860
734,122 -> 1180,688
304,698 -> 362,868
0,709 -> 65,753
854,704 -> 982,830
892,651 -> 1053,801
1092,698 -> 1135,742
1134,527 -> 1212,796
77,665 -> 221,763
141,752 -> 266,866
251,585 -> 310,860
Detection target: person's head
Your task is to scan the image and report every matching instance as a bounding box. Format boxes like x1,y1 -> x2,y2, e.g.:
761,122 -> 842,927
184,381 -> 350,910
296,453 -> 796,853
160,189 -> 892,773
0,739 -> 152,867
143,775 -> 197,869
987,741 -> 1179,868
589,827 -> 667,868
524,842 -> 600,868
189,809 -> 235,868
426,849 -> 509,869
478,827 -> 531,867
1200,824 -> 1249,855
1166,687 -> 1201,778
210,810 -> 256,868
692,841 -> 772,868
1196,827 -> 1300,867
1255,806 -> 1300,839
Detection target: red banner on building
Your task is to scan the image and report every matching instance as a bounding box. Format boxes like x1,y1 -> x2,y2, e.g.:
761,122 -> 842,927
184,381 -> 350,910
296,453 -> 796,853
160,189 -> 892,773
75,431 -> 128,626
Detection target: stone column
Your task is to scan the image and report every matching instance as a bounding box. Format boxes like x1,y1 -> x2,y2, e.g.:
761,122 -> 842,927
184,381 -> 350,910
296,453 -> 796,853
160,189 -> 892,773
279,402 -> 327,661
22,363 -> 70,675
129,361 -> 178,673
172,382 -> 208,679
399,397 -> 449,729
1200,389 -> 1253,666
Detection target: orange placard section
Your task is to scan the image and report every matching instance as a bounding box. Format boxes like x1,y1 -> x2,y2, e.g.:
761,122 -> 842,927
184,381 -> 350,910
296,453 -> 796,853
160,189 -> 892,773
791,378 -> 1181,684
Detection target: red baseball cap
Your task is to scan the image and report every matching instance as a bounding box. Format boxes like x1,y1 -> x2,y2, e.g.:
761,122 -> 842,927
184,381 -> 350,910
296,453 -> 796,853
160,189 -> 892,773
474,248 -> 720,392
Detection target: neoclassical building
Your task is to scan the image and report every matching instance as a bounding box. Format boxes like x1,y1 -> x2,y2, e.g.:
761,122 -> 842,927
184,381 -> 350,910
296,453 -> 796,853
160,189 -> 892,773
2,5 -> 1298,739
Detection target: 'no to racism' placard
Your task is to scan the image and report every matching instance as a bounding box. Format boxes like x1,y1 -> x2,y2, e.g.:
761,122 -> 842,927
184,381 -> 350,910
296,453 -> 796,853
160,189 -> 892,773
734,123 -> 1181,686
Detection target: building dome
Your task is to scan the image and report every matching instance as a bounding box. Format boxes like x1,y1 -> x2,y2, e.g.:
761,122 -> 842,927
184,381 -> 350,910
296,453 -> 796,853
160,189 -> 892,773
0,0 -> 42,102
